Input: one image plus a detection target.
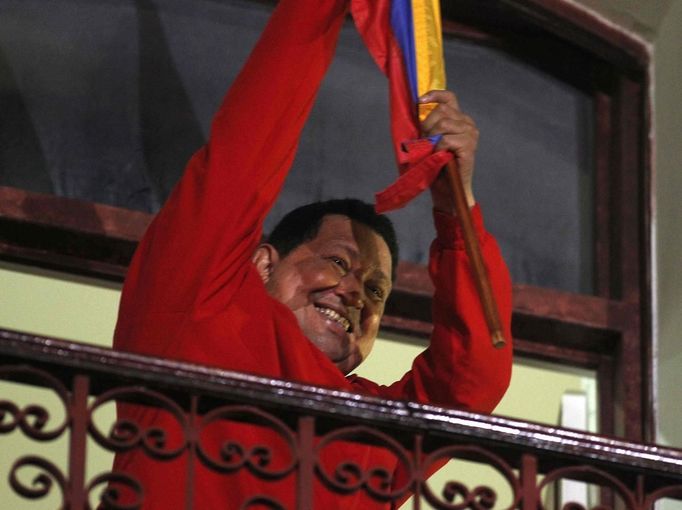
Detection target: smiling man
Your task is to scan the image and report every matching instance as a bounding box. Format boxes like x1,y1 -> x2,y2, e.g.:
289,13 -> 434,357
111,0 -> 512,508
254,199 -> 397,375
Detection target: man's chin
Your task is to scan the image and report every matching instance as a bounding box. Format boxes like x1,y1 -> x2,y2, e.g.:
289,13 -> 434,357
334,353 -> 361,375
299,322 -> 361,372
305,334 -> 360,374
302,324 -> 348,353
317,346 -> 357,374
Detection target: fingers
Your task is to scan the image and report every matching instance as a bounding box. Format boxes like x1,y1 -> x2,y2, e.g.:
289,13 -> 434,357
419,89 -> 459,110
419,90 -> 479,155
422,108 -> 478,146
419,89 -> 479,210
434,131 -> 479,160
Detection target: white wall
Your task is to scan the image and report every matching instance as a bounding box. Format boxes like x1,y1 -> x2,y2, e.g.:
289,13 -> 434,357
0,262 -> 121,345
652,0 -> 682,449
570,0 -> 672,38
0,262 -> 122,510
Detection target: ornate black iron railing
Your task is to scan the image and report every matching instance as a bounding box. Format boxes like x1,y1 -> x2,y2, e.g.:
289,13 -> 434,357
1,328 -> 681,509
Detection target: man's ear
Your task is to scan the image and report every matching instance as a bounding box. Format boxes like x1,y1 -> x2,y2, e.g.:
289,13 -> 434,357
252,244 -> 280,284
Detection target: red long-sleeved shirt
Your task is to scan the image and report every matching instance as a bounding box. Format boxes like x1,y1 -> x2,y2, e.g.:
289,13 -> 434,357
112,1 -> 512,508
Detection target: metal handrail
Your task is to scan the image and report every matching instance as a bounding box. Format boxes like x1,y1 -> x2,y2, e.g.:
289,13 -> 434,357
1,328 -> 681,509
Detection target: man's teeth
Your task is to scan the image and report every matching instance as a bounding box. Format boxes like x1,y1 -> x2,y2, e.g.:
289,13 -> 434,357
315,306 -> 351,332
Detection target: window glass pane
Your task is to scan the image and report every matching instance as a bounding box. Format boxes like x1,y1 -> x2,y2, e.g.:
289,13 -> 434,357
0,0 -> 594,293
442,41 -> 596,294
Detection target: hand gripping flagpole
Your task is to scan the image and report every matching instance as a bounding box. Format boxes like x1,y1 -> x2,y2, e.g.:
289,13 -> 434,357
409,0 -> 506,348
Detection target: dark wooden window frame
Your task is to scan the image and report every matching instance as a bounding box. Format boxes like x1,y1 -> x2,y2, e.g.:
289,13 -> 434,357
0,0 -> 652,441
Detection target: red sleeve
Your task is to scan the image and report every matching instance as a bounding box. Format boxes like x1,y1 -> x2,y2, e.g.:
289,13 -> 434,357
116,0 -> 349,341
348,205 -> 513,414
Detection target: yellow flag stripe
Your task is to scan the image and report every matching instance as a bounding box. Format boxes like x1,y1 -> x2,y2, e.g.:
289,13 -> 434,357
412,0 -> 446,120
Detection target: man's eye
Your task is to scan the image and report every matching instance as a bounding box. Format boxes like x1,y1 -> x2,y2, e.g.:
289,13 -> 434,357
367,285 -> 385,301
329,256 -> 348,272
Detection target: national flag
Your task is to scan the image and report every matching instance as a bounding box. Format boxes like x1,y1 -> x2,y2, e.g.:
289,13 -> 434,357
351,0 -> 454,213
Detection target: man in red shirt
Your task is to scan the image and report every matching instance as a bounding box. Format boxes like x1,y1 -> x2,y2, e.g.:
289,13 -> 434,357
111,0 -> 512,507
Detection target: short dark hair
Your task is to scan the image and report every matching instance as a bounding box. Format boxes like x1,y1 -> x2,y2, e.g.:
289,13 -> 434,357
267,199 -> 399,281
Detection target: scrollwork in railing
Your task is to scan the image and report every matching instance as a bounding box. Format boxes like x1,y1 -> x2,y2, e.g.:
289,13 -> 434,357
0,399 -> 23,434
195,404 -> 298,480
2,333 -> 682,509
420,444 -> 521,510
314,425 -> 414,503
8,455 -> 68,507
88,386 -> 188,459
0,365 -> 70,441
537,466 -> 637,510
85,471 -> 145,510
239,494 -> 288,510
560,502 -> 610,510
643,484 -> 682,509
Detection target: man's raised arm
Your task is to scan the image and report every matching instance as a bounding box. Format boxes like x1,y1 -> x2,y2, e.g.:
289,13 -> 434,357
116,0 -> 349,342
349,90 -> 513,414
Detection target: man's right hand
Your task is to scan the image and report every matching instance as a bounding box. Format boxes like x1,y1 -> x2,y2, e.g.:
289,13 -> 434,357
419,89 -> 479,215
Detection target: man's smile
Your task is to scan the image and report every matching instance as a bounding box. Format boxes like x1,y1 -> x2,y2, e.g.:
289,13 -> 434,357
314,305 -> 352,333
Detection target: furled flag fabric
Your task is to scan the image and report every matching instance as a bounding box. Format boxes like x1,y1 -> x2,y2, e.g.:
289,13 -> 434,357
351,0 -> 455,213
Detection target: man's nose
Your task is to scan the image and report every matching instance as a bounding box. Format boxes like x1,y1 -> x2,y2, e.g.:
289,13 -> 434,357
338,273 -> 364,309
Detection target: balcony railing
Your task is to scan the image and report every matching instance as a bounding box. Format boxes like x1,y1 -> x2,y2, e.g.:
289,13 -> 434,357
1,327 -> 681,509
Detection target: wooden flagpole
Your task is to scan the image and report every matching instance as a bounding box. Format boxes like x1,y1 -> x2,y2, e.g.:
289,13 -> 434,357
444,159 -> 506,348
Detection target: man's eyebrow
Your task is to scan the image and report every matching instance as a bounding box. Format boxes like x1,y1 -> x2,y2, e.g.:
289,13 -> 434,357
369,270 -> 392,288
327,241 -> 360,258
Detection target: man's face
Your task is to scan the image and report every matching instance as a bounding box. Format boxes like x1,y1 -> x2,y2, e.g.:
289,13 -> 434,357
255,214 -> 393,374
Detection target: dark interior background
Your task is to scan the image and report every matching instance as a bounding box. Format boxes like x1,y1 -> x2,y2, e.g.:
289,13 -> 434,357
0,0 -> 595,293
